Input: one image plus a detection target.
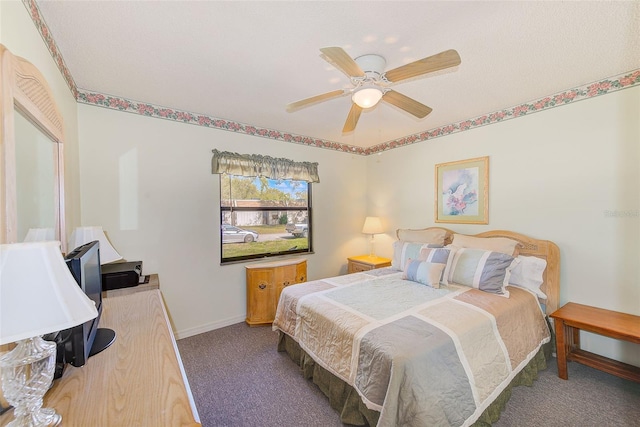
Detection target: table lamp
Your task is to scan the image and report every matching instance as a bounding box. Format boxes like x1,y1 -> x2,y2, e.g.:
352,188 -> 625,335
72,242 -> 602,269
0,241 -> 98,427
362,216 -> 384,257
68,226 -> 122,264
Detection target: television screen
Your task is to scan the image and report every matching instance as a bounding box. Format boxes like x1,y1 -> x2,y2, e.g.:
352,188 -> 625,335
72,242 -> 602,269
75,242 -> 102,318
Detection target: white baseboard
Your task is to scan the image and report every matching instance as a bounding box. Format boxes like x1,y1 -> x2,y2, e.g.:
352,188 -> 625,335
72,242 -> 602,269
175,314 -> 246,340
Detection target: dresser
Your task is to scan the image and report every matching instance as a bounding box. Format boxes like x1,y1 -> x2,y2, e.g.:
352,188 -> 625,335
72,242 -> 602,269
246,258 -> 307,326
347,255 -> 392,273
0,284 -> 201,426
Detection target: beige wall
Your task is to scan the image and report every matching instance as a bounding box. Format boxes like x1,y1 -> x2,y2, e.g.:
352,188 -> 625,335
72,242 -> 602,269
77,105 -> 369,337
367,86 -> 640,366
0,1 -> 81,237
4,0 -> 638,367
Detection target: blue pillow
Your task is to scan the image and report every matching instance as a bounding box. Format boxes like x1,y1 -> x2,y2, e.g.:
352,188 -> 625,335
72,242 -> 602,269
402,259 -> 446,289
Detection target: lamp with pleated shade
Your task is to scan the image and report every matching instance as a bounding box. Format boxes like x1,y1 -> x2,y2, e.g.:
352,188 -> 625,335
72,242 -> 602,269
68,226 -> 122,264
0,241 -> 98,426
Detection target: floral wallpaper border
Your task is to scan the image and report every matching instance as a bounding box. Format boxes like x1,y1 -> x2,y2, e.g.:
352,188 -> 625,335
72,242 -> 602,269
367,69 -> 640,155
24,0 -> 78,99
24,0 -> 640,156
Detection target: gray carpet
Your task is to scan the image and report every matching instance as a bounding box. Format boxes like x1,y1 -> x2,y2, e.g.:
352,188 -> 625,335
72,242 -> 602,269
177,322 -> 640,427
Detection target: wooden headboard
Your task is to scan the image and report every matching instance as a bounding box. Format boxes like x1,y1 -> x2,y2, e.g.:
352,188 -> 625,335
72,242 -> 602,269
425,227 -> 561,315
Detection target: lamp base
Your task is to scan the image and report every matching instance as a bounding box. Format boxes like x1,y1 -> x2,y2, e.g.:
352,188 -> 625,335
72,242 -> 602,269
369,234 -> 376,258
5,407 -> 60,427
0,337 -> 61,427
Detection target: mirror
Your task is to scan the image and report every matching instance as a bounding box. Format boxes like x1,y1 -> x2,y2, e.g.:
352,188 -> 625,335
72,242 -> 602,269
15,109 -> 56,241
0,44 -> 66,252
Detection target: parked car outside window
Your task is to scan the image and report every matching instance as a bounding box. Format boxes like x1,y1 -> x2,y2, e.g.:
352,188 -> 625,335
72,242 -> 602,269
219,174 -> 312,263
221,224 -> 259,243
285,220 -> 308,238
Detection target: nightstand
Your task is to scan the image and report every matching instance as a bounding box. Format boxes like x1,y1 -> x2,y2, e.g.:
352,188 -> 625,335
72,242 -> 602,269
347,255 -> 392,273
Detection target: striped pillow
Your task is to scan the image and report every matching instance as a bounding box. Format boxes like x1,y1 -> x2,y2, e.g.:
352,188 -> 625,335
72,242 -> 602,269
448,248 -> 519,296
391,241 -> 443,271
418,247 -> 457,284
419,247 -> 454,264
402,259 -> 446,289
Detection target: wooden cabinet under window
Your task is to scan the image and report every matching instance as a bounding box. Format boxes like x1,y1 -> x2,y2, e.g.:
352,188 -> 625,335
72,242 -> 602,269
245,258 -> 307,326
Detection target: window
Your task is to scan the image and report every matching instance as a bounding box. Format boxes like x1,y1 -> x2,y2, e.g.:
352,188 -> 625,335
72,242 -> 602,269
211,149 -> 319,264
220,174 -> 312,263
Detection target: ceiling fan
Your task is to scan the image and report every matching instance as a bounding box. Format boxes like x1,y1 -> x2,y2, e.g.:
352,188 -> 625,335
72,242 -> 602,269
286,47 -> 461,133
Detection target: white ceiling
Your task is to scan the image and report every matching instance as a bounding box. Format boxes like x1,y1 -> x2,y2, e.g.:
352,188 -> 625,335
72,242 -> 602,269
36,1 -> 640,149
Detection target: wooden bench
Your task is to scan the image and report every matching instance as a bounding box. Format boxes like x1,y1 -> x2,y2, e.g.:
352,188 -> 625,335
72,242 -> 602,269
550,302 -> 640,383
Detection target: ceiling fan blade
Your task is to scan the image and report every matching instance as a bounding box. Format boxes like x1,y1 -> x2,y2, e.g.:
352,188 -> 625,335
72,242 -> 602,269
286,89 -> 346,112
342,104 -> 363,133
320,47 -> 365,78
385,49 -> 461,83
383,90 -> 433,118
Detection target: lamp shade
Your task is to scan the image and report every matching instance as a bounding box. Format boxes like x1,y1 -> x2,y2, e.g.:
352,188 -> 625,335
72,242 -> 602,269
23,228 -> 56,242
362,217 -> 384,235
0,241 -> 98,345
69,226 -> 122,264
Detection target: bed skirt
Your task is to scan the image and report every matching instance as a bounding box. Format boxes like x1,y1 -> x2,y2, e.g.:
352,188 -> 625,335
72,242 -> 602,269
278,331 -> 551,426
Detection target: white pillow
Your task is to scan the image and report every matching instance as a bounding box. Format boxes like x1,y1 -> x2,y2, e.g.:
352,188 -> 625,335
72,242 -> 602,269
402,259 -> 446,289
509,255 -> 547,299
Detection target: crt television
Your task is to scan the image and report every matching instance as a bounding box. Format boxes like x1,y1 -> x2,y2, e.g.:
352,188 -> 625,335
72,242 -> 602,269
63,240 -> 116,367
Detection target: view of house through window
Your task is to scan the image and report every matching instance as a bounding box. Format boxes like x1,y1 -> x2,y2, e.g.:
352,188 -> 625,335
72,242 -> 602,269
220,174 -> 312,263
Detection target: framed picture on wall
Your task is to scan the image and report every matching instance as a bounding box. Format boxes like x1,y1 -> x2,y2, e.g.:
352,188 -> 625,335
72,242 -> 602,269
435,156 -> 489,224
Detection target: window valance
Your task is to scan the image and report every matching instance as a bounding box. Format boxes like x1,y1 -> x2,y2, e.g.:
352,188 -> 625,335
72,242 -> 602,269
211,149 -> 320,183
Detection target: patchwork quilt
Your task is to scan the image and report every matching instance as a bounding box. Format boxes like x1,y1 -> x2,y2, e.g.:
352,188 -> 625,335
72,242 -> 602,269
273,268 -> 550,427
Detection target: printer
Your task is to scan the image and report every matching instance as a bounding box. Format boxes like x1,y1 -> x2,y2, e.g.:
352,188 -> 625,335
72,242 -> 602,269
101,261 -> 143,291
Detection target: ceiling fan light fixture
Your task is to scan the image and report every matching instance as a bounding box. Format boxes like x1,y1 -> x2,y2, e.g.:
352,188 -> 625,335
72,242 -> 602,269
352,86 -> 383,109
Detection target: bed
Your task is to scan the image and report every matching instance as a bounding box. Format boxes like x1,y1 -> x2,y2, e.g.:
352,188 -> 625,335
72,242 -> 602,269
273,228 -> 560,427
